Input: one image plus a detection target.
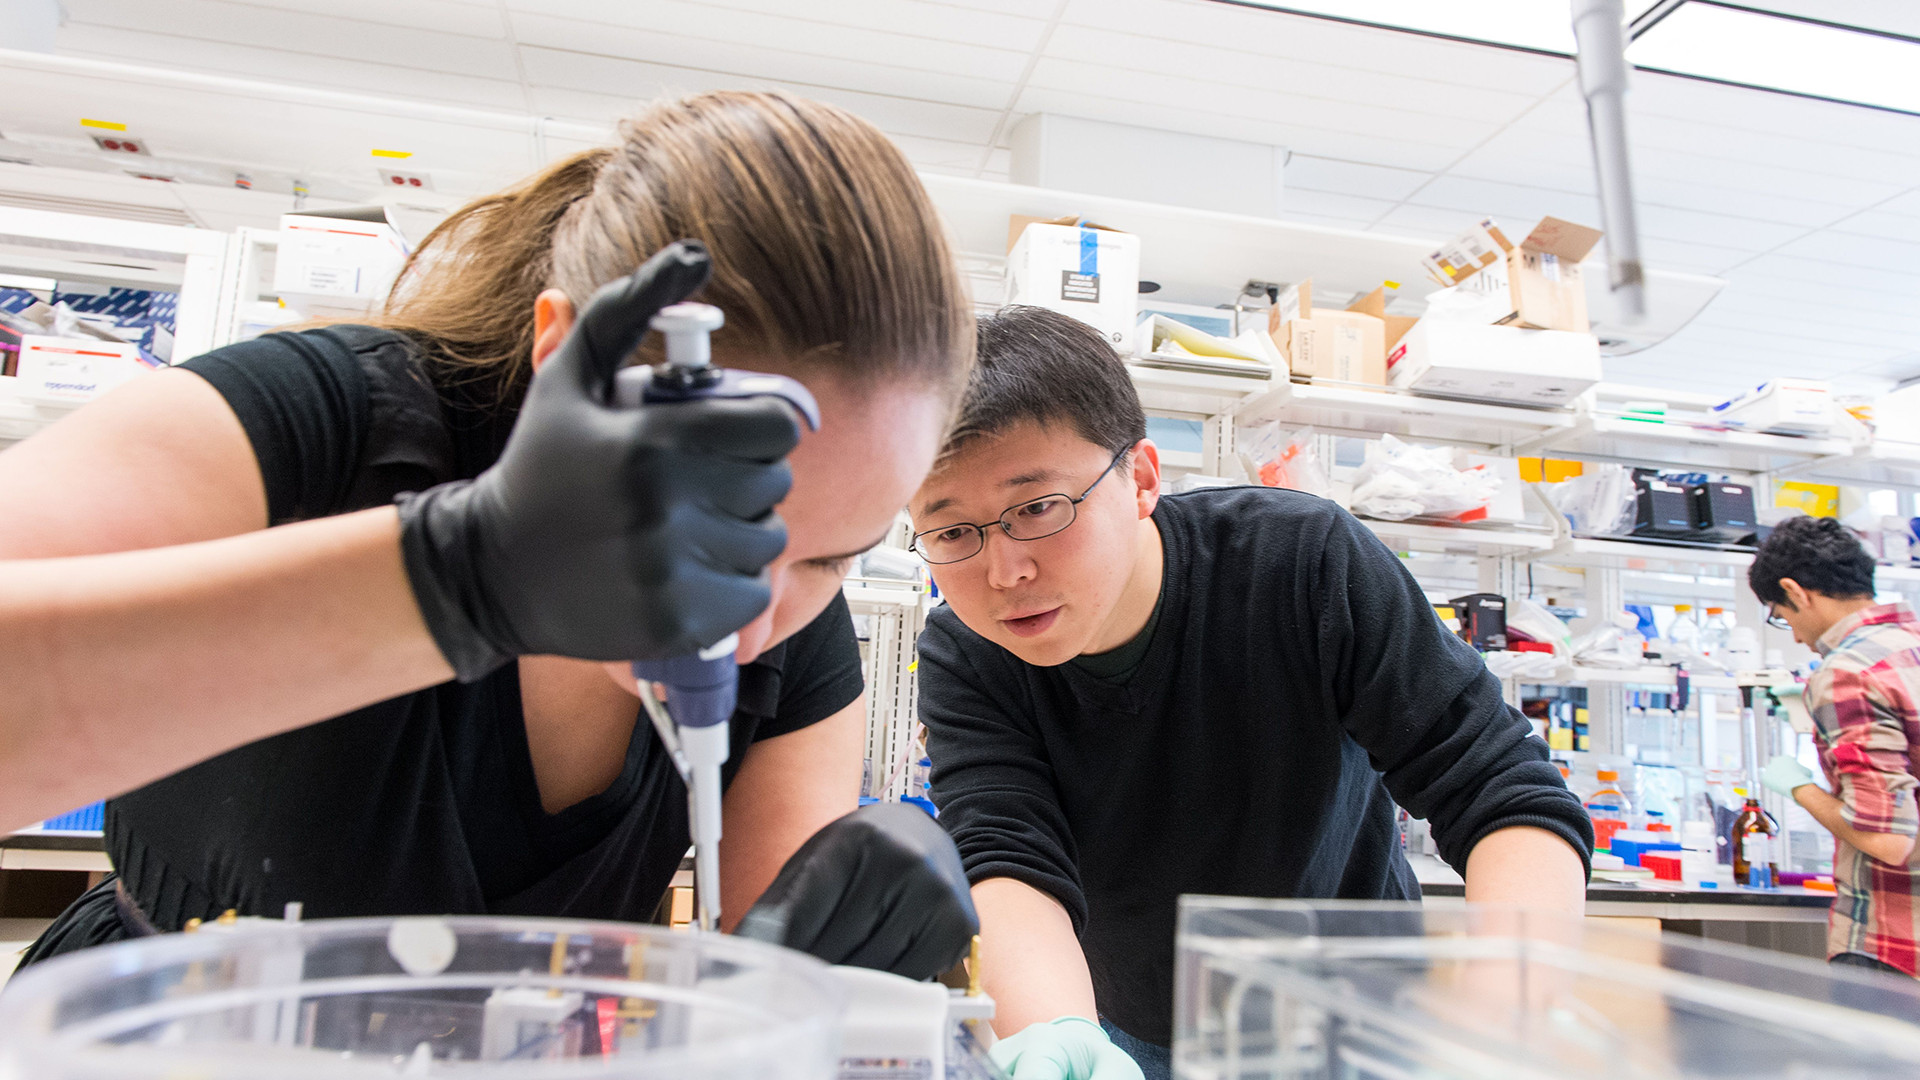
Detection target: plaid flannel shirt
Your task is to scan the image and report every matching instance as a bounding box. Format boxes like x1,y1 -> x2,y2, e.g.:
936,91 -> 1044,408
1807,601 -> 1920,976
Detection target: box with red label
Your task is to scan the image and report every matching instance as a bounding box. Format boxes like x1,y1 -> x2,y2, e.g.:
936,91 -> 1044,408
13,334 -> 155,408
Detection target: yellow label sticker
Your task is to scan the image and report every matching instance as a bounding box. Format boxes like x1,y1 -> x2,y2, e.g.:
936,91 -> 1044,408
1383,280 -> 1400,290
371,148 -> 412,159
80,118 -> 126,131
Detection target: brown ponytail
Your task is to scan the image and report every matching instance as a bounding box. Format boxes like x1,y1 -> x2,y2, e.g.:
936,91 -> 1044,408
378,91 -> 973,404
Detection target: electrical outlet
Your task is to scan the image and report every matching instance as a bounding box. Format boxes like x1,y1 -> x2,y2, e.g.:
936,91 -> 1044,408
377,169 -> 433,191
92,134 -> 150,155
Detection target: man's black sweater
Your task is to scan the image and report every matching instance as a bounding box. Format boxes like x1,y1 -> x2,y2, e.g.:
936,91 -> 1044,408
920,487 -> 1592,1046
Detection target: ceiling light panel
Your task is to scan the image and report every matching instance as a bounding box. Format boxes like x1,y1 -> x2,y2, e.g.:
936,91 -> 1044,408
1628,3 -> 1920,114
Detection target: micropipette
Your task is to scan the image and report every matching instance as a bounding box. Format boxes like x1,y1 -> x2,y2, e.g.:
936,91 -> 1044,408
614,301 -> 819,933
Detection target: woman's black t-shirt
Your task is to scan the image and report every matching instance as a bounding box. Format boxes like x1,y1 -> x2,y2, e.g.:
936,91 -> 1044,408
24,327 -> 863,961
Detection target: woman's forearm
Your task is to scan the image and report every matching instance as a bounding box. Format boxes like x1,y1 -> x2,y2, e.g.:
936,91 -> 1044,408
0,507 -> 452,831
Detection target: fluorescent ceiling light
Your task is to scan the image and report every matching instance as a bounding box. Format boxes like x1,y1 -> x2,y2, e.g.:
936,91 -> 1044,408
1627,3 -> 1920,114
1225,1 -> 1668,55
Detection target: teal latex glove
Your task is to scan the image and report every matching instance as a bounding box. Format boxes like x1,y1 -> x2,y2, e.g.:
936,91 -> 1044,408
990,1017 -> 1145,1080
1762,754 -> 1816,798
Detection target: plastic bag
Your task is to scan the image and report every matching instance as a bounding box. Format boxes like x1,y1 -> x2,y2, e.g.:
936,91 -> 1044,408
1239,421 -> 1330,499
1349,434 -> 1500,521
1506,596 -> 1572,655
1546,463 -> 1636,536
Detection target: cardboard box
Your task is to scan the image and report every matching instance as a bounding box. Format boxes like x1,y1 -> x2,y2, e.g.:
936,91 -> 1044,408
273,205 -> 411,317
1712,378 -> 1835,435
1504,217 -> 1602,333
1387,321 -> 1601,406
1005,215 -> 1139,347
13,333 -> 154,408
1423,216 -> 1603,333
1266,279 -> 1393,386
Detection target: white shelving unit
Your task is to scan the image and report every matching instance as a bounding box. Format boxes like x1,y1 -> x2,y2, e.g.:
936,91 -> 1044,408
1518,410 -> 1855,474
0,206 -> 231,449
1362,519 -> 1556,558
1780,439 -> 1920,493
1235,380 -> 1576,450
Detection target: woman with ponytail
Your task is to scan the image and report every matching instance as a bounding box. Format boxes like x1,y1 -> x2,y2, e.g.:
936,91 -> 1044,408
0,91 -> 976,973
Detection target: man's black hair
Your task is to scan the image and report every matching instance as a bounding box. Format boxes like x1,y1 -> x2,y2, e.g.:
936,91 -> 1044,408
939,306 -> 1146,462
1748,515 -> 1876,607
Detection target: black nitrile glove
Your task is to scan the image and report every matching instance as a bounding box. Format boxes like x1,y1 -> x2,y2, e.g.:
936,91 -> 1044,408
395,241 -> 801,681
736,803 -> 979,981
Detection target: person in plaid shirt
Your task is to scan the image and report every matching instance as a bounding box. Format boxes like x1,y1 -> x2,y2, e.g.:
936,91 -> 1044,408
1751,516 -> 1919,978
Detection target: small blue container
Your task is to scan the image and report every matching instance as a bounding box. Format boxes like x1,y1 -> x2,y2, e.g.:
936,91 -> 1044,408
39,801 -> 104,832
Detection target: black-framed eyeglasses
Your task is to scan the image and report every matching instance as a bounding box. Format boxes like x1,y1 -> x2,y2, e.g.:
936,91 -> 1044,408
911,448 -> 1128,566
1766,606 -> 1792,630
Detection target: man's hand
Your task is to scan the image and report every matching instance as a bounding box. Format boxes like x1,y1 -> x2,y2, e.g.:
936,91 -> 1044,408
1762,754 -> 1818,798
989,1017 -> 1144,1080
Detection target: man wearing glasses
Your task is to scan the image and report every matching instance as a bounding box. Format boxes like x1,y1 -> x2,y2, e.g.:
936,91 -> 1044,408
908,306 -> 1592,1080
1751,515 -> 1920,979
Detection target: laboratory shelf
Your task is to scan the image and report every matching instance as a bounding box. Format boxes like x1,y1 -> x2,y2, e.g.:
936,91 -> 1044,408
1517,411 -> 1855,475
1360,517 -> 1556,557
841,581 -> 925,615
1539,536 -> 1756,572
1232,379 -> 1576,449
1529,665 -> 1740,689
1125,363 -> 1270,418
1784,439 -> 1920,493
1878,563 -> 1920,586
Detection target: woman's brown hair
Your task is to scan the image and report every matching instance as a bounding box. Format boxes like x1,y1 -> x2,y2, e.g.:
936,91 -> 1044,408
379,90 -> 973,402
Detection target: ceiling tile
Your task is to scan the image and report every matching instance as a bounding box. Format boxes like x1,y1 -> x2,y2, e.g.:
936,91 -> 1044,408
1629,68 -> 1920,156
1875,189 -> 1920,219
1723,264 -> 1920,317
1285,154 -> 1431,202
1042,24 -> 1540,124
1280,188 -> 1398,224
517,49 -> 1003,144
72,0 -> 505,36
1773,230 -> 1920,276
57,23 -> 527,111
1692,305 -> 1920,352
1636,236 -> 1748,275
513,0 -> 1035,75
510,15 -> 1016,109
695,0 -> 1050,50
1830,208 -> 1920,246
1011,85 -> 1467,171
1404,175 -> 1604,229
1060,0 -> 1574,94
67,0 -> 518,78
1021,56 -> 1506,149
1635,204 -> 1805,252
1632,112 -> 1920,181
1371,203 -> 1483,237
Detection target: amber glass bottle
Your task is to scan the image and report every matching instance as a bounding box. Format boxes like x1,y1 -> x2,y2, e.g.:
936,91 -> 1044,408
1730,793 -> 1779,888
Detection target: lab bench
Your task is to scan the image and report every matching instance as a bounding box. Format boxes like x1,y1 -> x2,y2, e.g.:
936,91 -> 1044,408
1408,852 -> 1832,959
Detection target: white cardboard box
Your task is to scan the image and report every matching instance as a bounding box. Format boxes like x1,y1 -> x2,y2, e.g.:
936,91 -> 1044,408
273,205 -> 411,317
1006,221 -> 1139,348
1712,378 -> 1834,436
13,334 -> 154,408
1387,321 -> 1600,406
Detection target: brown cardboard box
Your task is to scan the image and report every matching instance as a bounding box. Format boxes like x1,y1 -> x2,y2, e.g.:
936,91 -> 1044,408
1267,279 -> 1388,385
1346,285 -> 1418,353
1501,217 -> 1602,333
1422,216 -> 1604,333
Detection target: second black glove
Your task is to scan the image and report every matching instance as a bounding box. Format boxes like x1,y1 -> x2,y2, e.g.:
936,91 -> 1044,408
736,802 -> 979,982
